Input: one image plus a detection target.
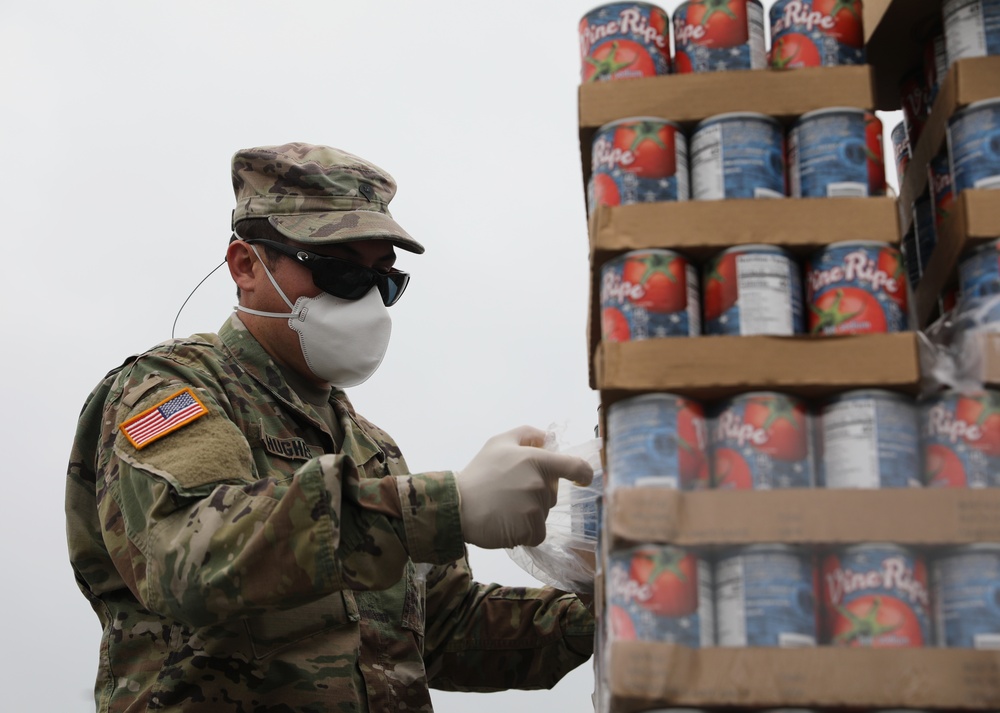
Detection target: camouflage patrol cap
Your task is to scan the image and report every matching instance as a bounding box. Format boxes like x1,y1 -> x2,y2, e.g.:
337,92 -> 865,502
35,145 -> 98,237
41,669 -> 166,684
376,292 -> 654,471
231,142 -> 424,254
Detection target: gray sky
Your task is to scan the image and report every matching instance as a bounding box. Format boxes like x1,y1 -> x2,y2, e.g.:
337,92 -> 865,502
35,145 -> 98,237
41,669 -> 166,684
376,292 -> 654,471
1,1 -> 900,710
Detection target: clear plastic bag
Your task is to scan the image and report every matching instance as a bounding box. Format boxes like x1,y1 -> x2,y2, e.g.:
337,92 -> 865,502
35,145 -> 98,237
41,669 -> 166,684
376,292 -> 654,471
505,436 -> 603,594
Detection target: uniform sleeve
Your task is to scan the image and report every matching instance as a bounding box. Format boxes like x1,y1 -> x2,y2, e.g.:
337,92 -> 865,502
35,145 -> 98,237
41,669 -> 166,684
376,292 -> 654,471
420,556 -> 595,692
98,360 -> 464,627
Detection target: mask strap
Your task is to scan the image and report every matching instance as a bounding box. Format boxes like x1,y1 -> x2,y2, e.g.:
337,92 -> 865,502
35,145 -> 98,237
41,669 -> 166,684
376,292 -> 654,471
171,259 -> 228,339
245,241 -> 296,311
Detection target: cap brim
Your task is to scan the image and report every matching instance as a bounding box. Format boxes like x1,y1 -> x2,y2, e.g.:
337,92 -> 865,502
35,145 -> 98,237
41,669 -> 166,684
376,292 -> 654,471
268,211 -> 425,254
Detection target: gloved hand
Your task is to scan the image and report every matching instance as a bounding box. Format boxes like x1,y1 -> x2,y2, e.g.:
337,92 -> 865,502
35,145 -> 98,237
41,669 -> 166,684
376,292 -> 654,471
456,425 -> 594,550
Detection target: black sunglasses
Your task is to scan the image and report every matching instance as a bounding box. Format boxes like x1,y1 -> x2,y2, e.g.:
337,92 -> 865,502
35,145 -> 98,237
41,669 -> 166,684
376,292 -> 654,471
243,238 -> 410,307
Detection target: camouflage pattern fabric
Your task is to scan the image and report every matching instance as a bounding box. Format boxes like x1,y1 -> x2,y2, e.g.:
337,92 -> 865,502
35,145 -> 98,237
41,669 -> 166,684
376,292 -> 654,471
231,142 -> 425,254
66,314 -> 594,712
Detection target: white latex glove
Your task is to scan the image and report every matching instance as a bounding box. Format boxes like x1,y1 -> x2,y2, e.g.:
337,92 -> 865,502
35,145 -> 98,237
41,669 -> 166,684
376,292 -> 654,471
456,425 -> 595,550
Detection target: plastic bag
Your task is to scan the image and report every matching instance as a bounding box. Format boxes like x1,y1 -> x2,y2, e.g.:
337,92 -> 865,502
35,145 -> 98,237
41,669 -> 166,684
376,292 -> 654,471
505,436 -> 603,594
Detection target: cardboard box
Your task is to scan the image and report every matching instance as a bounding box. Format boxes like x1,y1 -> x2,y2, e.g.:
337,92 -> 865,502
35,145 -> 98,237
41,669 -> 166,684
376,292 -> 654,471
589,332 -> 923,398
607,487 -> 1000,547
897,56 -> 1000,235
577,65 -> 875,194
605,642 -> 1000,711
862,0 -> 894,43
914,189 -> 1000,326
865,0 -> 943,111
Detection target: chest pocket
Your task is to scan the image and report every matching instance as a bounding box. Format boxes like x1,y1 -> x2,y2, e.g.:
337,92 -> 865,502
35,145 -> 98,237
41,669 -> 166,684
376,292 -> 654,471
245,590 -> 360,660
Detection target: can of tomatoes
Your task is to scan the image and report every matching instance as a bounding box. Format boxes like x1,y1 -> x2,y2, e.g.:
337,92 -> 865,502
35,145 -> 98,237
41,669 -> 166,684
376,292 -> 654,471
911,194 -> 938,288
960,239 -> 1000,302
607,545 -> 715,645
924,28 -> 949,108
943,0 -> 1000,68
934,544 -> 1000,648
789,108 -> 885,198
703,245 -> 803,335
711,392 -> 815,489
607,393 -> 709,490
818,390 -> 921,489
715,544 -> 818,647
768,0 -> 865,69
673,0 -> 766,73
589,117 -> 689,213
600,249 -> 700,341
821,544 -> 931,647
922,389 -> 1000,487
929,147 -> 956,231
806,241 -> 908,335
947,98 -> 1000,193
891,120 -> 911,182
579,2 -> 672,82
691,113 -> 786,199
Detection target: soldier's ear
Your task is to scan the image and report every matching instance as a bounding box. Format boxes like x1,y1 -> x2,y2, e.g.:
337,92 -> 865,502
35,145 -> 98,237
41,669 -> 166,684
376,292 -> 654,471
227,239 -> 258,300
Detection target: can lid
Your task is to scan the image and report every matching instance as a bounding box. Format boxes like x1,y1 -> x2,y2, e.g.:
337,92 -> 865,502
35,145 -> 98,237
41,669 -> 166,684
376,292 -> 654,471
580,1 -> 665,24
824,389 -> 915,407
609,392 -> 702,413
695,112 -> 781,130
597,116 -> 682,133
957,96 -> 1000,116
797,107 -> 868,123
721,244 -> 794,258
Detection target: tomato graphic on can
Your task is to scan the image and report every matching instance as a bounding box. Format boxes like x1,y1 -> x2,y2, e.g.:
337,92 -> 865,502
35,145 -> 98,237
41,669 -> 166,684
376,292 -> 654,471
922,390 -> 1000,487
607,393 -> 709,490
711,392 -> 815,489
601,249 -> 700,341
769,0 -> 865,68
590,117 -> 690,214
703,245 -> 803,335
607,545 -> 715,645
806,241 -> 908,335
580,2 -> 672,82
821,544 -> 931,647
673,0 -> 767,73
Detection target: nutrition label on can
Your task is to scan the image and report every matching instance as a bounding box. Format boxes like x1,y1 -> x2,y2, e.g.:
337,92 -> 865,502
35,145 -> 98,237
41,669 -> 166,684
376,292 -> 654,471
686,264 -> 701,336
735,254 -> 794,335
944,0 -> 1000,63
692,124 -> 725,199
748,1 -> 767,69
823,399 -> 881,488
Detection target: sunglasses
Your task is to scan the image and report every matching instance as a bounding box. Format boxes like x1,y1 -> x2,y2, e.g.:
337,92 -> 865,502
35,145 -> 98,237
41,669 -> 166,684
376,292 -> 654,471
244,238 -> 410,306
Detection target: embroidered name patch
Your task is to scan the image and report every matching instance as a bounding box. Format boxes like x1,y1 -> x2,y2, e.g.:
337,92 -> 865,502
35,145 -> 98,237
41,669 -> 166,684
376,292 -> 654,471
119,387 -> 208,450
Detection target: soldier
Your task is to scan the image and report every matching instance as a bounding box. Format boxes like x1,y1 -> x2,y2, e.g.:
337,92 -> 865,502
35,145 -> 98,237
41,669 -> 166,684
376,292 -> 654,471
66,143 -> 595,712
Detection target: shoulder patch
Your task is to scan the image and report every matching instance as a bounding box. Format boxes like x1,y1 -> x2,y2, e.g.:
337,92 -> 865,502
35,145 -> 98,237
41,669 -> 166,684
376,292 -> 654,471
118,387 -> 208,450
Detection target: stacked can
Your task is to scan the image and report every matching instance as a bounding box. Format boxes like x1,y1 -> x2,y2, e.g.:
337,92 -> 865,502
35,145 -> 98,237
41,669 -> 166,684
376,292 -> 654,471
947,98 -> 1000,193
579,2 -> 672,82
690,113 -> 786,200
710,392 -> 815,489
943,0 -> 1000,69
589,117 -> 689,213
789,108 -> 886,198
891,120 -> 911,183
768,0 -> 865,69
821,544 -> 932,647
702,246 -> 804,335
929,147 -> 956,230
600,249 -> 700,341
607,545 -> 715,645
606,393 -> 709,490
934,544 -> 1000,648
960,238 -> 1000,302
818,390 -> 921,489
806,241 -> 909,335
673,0 -> 766,73
922,389 -> 1000,487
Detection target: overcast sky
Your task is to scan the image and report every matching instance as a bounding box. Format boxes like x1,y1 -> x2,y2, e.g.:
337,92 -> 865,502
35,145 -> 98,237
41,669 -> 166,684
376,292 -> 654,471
1,2 -> 901,710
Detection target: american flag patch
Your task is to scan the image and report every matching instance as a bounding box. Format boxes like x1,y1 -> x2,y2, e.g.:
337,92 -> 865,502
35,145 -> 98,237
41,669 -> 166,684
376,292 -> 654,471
119,387 -> 208,449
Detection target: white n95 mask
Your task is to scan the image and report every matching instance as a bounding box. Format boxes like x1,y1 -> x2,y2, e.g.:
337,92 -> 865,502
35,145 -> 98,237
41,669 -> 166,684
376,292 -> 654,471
236,245 -> 392,388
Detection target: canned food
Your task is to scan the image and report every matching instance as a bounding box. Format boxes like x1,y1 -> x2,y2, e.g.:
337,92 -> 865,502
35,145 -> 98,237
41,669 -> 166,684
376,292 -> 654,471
819,390 -> 921,489
900,67 -> 931,150
947,98 -> 1000,193
923,28 -> 949,108
711,392 -> 815,489
789,108 -> 885,198
715,545 -> 818,647
703,245 -> 804,335
929,148 -> 956,230
821,544 -> 932,647
579,2 -> 672,82
769,0 -> 865,69
934,544 -> 1000,648
806,241 -> 908,335
943,0 -> 1000,68
691,112 -> 786,199
922,389 -> 1000,487
912,194 -> 938,288
960,238 -> 1000,301
600,249 -> 700,341
590,117 -> 689,213
607,393 -> 708,490
902,227 -> 921,293
673,0 -> 766,73
891,120 -> 911,181
607,545 -> 715,645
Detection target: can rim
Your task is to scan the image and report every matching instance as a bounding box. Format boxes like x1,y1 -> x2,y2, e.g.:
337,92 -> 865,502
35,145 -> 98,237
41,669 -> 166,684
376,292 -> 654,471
720,244 -> 794,257
695,112 -> 781,130
823,389 -> 915,406
609,392 -> 702,411
797,107 -> 868,123
597,117 -> 683,132
580,1 -> 666,24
